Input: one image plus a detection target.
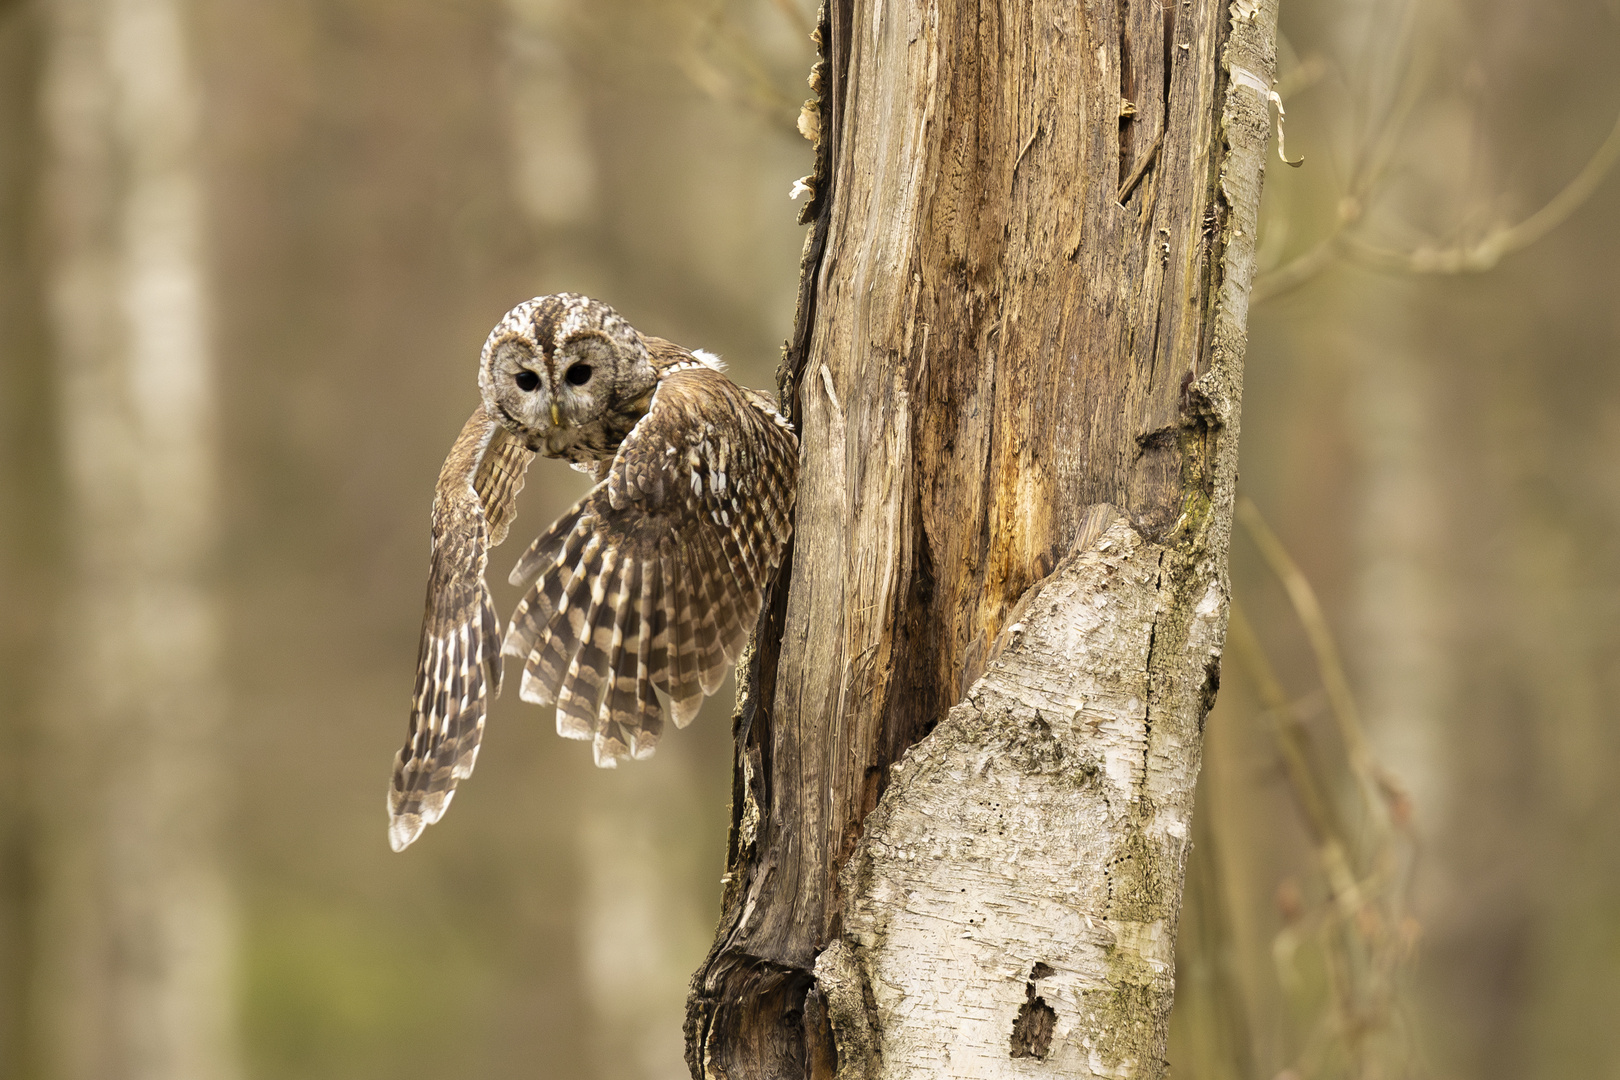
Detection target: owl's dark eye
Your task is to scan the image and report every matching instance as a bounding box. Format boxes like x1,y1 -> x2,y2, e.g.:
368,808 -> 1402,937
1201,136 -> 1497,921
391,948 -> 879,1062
565,363 -> 593,387
513,370 -> 540,392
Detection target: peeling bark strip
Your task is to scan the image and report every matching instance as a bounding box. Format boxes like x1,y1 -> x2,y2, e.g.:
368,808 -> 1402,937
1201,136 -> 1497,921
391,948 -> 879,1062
688,0 -> 1276,1075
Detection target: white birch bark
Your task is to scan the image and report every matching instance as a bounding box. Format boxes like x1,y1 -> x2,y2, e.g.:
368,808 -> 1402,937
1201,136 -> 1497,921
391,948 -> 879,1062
820,508 -> 1229,1078
36,1 -> 238,1077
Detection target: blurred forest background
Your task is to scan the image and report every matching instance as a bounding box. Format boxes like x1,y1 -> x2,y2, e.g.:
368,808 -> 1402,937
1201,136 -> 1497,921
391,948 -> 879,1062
0,0 -> 1616,1078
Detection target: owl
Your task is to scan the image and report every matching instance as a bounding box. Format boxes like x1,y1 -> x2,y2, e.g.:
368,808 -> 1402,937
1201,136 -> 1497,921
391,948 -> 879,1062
387,294 -> 798,852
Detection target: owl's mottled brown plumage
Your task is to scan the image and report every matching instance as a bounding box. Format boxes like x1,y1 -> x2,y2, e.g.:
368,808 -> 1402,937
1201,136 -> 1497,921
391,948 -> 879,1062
388,294 -> 797,852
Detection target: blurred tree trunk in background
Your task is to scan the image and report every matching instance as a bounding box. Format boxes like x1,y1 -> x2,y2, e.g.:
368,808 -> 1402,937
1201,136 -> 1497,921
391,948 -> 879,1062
29,0 -> 239,1077
1158,2 -> 1620,1077
1374,10 -> 1620,1074
685,1 -> 1276,1076
502,5 -> 747,1078
0,4 -> 51,1077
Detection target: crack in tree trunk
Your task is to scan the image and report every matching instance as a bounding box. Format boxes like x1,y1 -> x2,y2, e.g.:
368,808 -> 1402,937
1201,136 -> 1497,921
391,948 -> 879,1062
688,0 -> 1276,1075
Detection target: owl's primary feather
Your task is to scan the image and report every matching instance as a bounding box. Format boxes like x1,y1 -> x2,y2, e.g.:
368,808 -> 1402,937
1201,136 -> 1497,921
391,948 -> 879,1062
389,410 -> 534,852
388,295 -> 797,850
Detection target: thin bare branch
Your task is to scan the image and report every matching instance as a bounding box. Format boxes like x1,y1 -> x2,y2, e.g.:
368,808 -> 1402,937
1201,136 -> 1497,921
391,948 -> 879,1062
768,0 -> 813,39
1239,502 -> 1371,772
1254,49 -> 1620,298
1346,100 -> 1620,274
681,0 -> 804,131
1251,220 -> 1346,302
1116,124 -> 1165,204
1226,602 -> 1340,848
1227,514 -> 1423,1080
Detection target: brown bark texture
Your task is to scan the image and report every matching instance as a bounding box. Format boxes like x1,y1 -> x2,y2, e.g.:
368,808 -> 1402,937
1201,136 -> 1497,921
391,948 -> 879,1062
687,0 -> 1275,1075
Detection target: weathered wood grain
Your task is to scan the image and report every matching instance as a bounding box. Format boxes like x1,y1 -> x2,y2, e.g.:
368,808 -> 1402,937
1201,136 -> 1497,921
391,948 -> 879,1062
688,0 -> 1275,1073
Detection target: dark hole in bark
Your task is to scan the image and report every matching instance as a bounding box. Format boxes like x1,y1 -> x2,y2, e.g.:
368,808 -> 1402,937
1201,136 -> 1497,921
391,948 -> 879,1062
1009,980 -> 1057,1059
1116,0 -> 1136,189
1030,961 -> 1056,980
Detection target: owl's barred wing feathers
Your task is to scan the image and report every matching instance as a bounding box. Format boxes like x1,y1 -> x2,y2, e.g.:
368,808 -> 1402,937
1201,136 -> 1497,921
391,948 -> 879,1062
474,423 -> 536,546
388,297 -> 796,850
389,410 -> 534,852
503,365 -> 798,767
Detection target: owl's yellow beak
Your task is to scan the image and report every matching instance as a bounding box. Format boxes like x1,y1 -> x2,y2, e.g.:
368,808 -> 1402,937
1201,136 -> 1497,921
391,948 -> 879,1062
550,402 -> 562,427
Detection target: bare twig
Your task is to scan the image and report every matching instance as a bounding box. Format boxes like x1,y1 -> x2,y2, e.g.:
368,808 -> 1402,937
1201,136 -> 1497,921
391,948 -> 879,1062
1116,125 -> 1165,205
767,0 -> 812,39
1252,39 -> 1428,301
1226,602 -> 1341,848
1253,37 -> 1620,299
1238,500 -> 1380,790
681,0 -> 806,132
1346,100 -> 1620,274
1226,502 -> 1423,1080
1252,219 -> 1347,302
1014,122 -> 1043,179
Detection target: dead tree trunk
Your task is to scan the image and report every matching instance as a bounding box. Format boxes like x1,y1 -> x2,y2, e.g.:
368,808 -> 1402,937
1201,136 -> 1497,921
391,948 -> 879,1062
687,0 -> 1276,1076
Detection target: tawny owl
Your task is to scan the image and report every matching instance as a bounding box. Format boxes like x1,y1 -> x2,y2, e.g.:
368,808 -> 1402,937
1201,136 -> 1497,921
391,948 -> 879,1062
387,294 -> 798,852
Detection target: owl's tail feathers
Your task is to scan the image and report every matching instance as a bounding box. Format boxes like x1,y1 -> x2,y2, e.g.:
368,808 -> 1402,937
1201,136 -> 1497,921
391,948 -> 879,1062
623,557 -> 665,754
508,496 -> 587,588
504,527 -> 719,764
552,546 -> 620,742
518,542 -> 674,766
654,535 -> 708,729
503,499 -> 592,697
589,556 -> 666,766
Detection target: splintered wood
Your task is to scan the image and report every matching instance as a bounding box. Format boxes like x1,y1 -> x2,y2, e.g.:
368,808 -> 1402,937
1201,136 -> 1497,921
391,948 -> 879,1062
689,0 -> 1277,1073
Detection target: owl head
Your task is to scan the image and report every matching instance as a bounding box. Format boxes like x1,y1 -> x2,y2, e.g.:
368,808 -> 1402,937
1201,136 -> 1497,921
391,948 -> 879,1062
478,293 -> 657,457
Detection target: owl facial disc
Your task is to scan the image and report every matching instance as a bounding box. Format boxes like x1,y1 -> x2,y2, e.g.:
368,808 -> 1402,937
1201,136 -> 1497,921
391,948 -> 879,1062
477,293 -> 657,463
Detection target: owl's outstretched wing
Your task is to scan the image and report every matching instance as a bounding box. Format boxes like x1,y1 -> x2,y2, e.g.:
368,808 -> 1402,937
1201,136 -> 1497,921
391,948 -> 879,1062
389,407 -> 535,852
503,365 -> 798,766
